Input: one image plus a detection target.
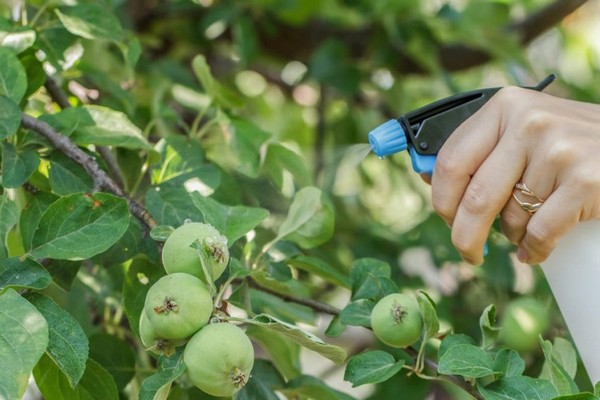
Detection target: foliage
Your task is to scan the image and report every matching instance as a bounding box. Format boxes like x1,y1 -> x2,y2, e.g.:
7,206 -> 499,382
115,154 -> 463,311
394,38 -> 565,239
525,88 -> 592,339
0,0 -> 599,399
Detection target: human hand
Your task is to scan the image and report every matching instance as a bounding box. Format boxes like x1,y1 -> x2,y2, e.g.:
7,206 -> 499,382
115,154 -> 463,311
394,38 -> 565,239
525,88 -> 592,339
430,86 -> 600,265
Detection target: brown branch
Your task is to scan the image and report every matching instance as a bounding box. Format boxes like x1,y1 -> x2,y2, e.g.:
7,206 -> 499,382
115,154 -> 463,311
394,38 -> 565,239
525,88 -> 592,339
246,278 -> 341,316
96,146 -> 126,190
45,76 -> 127,190
20,114 -> 157,229
44,76 -> 71,109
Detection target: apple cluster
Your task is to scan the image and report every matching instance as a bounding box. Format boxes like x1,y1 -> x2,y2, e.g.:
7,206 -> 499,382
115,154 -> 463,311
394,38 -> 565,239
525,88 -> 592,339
139,222 -> 254,397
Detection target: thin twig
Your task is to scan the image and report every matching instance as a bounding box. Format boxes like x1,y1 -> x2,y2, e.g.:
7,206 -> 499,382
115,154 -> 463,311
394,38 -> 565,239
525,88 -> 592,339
45,75 -> 127,189
246,277 -> 341,315
44,76 -> 71,109
20,114 -> 157,229
96,146 -> 126,189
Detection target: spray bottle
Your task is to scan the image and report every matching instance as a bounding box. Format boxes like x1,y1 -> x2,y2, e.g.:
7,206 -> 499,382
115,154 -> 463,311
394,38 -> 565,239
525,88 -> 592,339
368,75 -> 600,383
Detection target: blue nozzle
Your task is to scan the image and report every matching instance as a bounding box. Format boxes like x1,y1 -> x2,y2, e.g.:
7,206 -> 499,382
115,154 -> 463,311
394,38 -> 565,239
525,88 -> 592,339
368,119 -> 408,157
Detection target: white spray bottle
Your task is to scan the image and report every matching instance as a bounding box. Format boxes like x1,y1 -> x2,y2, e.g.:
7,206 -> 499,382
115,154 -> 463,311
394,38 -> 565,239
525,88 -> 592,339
368,74 -> 600,383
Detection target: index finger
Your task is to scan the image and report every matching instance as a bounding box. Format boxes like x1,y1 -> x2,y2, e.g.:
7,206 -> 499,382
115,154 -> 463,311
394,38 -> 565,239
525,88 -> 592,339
431,93 -> 504,226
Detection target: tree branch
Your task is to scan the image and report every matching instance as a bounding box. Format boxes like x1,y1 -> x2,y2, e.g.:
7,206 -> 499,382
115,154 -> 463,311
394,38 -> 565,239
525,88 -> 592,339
246,278 -> 341,316
45,76 -> 127,190
44,76 -> 71,109
20,114 -> 157,229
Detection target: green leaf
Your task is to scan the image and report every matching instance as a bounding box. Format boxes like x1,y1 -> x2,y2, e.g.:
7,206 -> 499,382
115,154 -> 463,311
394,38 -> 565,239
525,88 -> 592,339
539,338 -> 578,396
540,337 -> 578,379
20,51 -> 47,99
263,143 -> 312,190
0,193 -> 19,258
0,289 -> 48,400
228,257 -> 253,280
191,54 -> 244,109
280,375 -> 355,400
246,313 -> 347,364
340,299 -> 375,328
480,304 -> 501,348
19,191 -> 58,251
55,3 -> 123,42
0,256 -> 51,292
350,258 -> 397,301
93,218 -> 149,267
30,192 -> 130,260
151,136 -> 219,186
286,190 -> 335,249
149,225 -> 175,241
287,255 -> 351,288
190,192 -> 269,244
551,394 -> 600,400
0,28 -> 36,53
229,118 -> 271,178
139,348 -> 186,400
438,334 -> 477,359
34,354 -> 119,400
48,151 -> 94,195
276,187 -> 321,238
478,376 -> 558,400
494,349 -> 525,378
325,315 -> 347,338
0,47 -> 27,102
438,343 -> 496,378
2,142 -> 39,187
25,293 -> 89,387
44,259 -> 81,292
145,184 -> 204,227
344,350 -> 405,387
123,258 -> 165,338
40,106 -> 152,150
233,16 -> 258,66
246,325 -> 302,380
0,95 -> 21,139
89,334 -> 136,393
35,26 -> 79,71
417,290 -> 439,339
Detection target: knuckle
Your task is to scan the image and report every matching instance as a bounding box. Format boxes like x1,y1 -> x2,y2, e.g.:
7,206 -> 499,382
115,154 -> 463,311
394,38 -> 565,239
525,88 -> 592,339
435,149 -> 461,178
569,169 -> 599,192
493,86 -> 525,107
519,108 -> 553,139
545,140 -> 576,168
461,181 -> 489,215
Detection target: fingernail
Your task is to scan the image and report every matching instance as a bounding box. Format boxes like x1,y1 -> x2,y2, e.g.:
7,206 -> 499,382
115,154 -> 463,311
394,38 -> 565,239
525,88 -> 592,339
517,247 -> 529,263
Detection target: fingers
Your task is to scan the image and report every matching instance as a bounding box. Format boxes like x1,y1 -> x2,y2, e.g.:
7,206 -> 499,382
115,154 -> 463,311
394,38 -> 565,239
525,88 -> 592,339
449,136 -> 525,264
517,185 -> 582,264
500,160 -> 557,246
431,97 -> 504,227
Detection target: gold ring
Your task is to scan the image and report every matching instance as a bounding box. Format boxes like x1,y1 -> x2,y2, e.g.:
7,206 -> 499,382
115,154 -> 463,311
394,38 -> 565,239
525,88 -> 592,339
512,182 -> 545,214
